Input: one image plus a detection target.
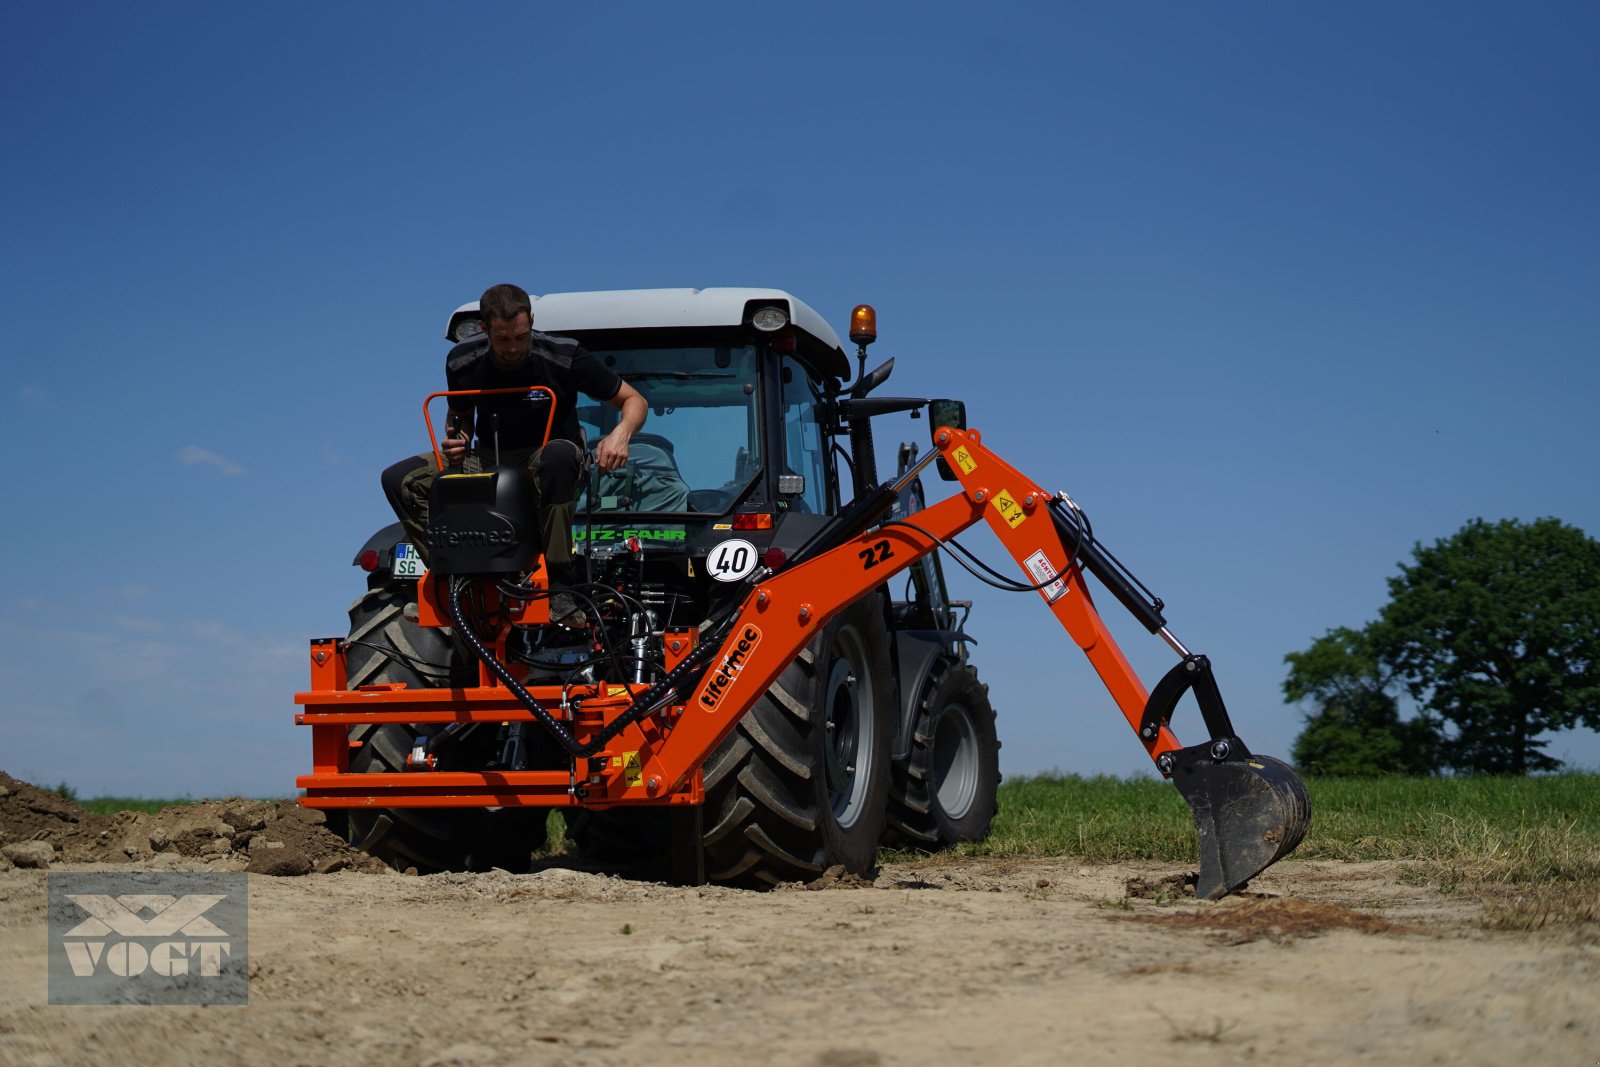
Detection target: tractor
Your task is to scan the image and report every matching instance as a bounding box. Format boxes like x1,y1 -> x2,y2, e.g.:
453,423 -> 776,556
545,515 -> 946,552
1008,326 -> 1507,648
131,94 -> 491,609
300,288 -> 1308,895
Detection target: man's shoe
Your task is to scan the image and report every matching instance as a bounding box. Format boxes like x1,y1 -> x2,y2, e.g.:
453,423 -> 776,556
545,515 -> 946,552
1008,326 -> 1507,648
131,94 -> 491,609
549,592 -> 589,629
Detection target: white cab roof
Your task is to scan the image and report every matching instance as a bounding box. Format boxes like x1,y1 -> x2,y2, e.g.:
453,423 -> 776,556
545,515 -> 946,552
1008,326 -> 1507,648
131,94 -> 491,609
446,288 -> 848,376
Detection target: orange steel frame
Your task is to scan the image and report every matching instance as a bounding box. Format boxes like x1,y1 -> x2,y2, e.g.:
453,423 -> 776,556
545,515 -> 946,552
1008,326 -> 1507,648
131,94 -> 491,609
295,425 -> 1184,813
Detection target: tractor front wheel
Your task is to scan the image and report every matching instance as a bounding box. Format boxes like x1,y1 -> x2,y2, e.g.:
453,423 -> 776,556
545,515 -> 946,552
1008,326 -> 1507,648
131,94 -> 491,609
886,659 -> 1001,848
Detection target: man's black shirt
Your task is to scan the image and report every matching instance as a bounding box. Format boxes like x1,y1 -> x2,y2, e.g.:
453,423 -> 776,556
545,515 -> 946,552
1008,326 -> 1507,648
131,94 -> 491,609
444,330 -> 622,452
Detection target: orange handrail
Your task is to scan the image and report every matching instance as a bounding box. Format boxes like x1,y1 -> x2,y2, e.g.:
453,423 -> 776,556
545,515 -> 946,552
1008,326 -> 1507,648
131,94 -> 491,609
422,386 -> 559,471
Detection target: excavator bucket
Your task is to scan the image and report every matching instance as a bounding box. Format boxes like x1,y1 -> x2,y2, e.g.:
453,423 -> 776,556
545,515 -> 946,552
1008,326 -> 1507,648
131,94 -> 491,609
1170,750 -> 1311,899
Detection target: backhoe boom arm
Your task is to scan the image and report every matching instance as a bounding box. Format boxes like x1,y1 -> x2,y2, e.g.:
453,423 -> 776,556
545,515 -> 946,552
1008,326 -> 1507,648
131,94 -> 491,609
678,423 -> 1309,897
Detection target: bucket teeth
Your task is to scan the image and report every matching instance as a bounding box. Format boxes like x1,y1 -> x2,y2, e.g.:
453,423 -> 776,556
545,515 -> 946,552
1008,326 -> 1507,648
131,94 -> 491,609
1171,750 -> 1311,900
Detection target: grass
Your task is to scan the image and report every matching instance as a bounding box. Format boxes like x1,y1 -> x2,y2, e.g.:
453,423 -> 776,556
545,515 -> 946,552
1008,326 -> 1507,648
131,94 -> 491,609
33,780 -> 205,815
915,772 -> 1600,931
77,796 -> 202,815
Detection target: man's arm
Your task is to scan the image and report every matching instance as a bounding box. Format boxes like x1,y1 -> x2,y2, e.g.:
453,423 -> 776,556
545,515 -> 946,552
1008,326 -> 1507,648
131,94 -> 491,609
593,381 -> 647,472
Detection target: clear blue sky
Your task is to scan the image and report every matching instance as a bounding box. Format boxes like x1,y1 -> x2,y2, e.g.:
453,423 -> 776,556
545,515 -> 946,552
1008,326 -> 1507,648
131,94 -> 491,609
4,2 -> 1597,797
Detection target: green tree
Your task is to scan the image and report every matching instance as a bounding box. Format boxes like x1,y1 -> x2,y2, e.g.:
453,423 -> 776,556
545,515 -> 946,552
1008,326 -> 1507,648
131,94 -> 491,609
1284,626 -> 1440,776
1378,517 -> 1600,775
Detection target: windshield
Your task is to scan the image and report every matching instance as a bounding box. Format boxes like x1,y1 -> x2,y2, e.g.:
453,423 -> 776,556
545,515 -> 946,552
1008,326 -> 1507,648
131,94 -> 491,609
576,345 -> 761,515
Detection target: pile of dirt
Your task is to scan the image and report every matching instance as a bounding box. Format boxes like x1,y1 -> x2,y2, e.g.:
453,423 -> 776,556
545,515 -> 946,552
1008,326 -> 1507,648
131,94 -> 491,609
1139,895 -> 1411,944
1124,871 -> 1196,900
0,771 -> 385,876
802,864 -> 877,890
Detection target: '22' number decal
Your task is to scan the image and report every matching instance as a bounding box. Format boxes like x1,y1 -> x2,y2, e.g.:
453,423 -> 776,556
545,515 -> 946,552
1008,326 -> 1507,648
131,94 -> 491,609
858,539 -> 895,570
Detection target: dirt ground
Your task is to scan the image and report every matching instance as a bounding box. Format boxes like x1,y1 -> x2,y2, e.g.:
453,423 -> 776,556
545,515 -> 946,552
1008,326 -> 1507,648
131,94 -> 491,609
2,772 -> 1597,1067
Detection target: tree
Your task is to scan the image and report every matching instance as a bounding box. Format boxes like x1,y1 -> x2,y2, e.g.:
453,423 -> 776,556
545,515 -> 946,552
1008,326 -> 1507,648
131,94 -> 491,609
1377,517 -> 1600,775
1284,626 -> 1440,776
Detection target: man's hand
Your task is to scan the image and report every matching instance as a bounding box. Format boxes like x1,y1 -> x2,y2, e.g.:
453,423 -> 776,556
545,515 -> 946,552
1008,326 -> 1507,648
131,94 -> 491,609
594,427 -> 631,472
595,381 -> 648,472
441,420 -> 470,465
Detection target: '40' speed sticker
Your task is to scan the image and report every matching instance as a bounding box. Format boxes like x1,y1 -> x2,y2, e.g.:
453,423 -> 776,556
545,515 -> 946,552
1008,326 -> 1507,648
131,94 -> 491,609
707,538 -> 759,582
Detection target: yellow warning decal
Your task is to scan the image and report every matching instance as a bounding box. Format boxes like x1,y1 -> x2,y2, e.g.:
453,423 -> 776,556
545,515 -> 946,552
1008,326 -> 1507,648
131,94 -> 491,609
623,751 -> 643,786
953,446 -> 977,475
607,686 -> 628,698
993,489 -> 1027,528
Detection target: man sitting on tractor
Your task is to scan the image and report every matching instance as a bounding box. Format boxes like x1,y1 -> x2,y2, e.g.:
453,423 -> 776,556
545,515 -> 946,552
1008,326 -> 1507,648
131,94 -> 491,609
381,282 -> 648,624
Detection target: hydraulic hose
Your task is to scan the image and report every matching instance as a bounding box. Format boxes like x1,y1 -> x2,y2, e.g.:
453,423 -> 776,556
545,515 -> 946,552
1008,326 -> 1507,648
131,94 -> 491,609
447,579 -> 730,759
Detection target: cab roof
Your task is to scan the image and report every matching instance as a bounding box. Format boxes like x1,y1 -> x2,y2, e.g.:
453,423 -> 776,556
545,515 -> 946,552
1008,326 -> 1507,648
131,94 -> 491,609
445,287 -> 851,381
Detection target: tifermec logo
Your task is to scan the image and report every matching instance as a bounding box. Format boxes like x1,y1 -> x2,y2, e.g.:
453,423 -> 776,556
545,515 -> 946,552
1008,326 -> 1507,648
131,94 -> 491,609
48,872 -> 248,1004
699,625 -> 763,712
425,513 -> 518,548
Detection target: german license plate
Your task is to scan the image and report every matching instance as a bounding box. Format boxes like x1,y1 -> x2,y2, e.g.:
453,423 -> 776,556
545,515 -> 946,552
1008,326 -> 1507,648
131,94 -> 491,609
392,543 -> 426,579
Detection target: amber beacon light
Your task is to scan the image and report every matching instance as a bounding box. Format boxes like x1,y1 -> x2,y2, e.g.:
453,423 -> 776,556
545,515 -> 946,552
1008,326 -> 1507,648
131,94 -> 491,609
849,304 -> 877,347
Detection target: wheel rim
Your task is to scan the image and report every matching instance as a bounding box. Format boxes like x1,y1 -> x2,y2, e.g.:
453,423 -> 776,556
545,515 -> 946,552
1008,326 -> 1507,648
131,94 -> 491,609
931,700 -> 980,820
823,627 -> 876,828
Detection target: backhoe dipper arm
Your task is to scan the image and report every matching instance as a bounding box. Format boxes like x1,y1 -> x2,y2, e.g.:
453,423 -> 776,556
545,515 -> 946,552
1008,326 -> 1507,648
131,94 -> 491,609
663,423 -> 1308,898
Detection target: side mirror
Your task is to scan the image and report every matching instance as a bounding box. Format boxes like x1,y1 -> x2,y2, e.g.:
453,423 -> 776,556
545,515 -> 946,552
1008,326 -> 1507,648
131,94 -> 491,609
928,399 -> 967,481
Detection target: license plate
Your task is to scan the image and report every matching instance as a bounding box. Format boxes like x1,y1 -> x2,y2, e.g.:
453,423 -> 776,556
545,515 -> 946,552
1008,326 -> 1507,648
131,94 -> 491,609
392,542 -> 427,579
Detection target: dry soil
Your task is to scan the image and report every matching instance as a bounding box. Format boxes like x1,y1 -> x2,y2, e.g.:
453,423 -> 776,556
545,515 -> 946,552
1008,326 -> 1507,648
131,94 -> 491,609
1,772 -> 1596,1067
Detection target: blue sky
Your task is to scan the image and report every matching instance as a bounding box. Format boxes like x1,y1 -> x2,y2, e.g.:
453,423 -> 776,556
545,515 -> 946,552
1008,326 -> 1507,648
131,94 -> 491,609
3,2 -> 1597,797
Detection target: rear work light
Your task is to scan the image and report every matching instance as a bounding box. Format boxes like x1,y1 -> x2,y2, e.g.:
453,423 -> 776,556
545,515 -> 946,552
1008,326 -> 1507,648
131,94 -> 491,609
751,306 -> 788,332
731,513 -> 775,531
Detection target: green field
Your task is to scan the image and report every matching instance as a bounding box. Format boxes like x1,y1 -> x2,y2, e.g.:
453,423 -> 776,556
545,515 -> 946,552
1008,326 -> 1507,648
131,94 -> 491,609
956,772 -> 1600,872
77,796 -> 200,815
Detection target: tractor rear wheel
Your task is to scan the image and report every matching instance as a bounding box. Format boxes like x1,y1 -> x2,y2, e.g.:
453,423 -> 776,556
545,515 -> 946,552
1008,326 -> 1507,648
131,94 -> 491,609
343,584 -> 546,873
886,659 -> 1001,848
700,596 -> 894,887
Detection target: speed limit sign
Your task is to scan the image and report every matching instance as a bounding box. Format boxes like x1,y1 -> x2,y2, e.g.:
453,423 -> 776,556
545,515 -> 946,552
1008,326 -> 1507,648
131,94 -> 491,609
707,538 -> 759,582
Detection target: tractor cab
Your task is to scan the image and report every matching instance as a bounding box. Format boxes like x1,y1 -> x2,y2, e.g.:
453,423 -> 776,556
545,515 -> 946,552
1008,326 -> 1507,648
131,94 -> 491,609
438,289 -> 872,621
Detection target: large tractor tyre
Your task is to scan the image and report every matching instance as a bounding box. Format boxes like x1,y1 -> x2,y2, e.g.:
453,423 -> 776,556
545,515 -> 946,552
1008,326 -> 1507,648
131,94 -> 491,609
343,585 -> 546,873
885,660 -> 1001,849
345,584 -> 458,690
701,597 -> 895,887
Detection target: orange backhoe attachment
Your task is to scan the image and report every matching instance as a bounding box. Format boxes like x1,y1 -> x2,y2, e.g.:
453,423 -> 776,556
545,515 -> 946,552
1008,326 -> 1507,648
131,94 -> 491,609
297,419 -> 1309,897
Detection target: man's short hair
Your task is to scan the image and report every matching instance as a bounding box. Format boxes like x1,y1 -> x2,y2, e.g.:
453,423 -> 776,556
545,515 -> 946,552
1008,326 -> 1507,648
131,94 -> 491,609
479,283 -> 532,325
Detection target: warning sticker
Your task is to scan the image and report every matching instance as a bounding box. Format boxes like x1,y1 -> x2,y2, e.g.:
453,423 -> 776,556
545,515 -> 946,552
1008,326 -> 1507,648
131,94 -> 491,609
993,489 -> 1027,528
953,447 -> 977,475
1024,550 -> 1069,603
607,686 -> 628,698
622,751 -> 643,786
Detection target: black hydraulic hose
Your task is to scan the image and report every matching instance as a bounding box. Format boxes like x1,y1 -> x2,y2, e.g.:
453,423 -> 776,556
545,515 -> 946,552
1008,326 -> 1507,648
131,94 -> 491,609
343,639 -> 454,682
881,519 -> 1065,594
447,579 -> 734,759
